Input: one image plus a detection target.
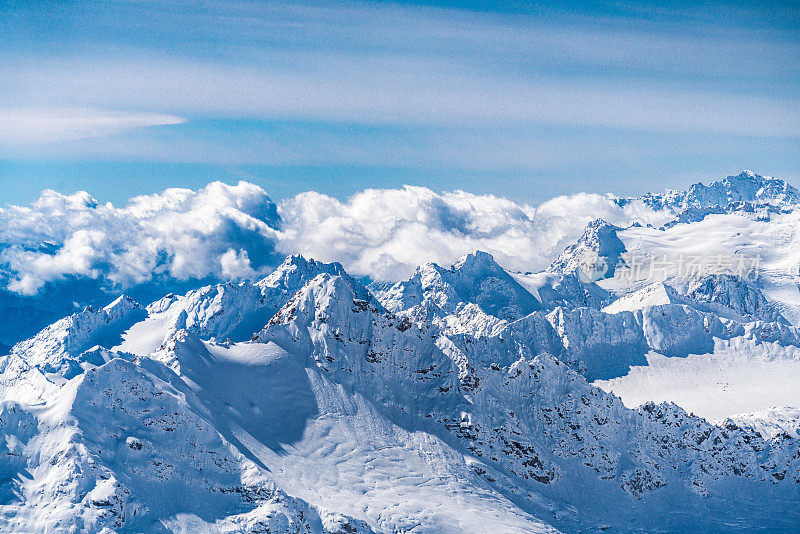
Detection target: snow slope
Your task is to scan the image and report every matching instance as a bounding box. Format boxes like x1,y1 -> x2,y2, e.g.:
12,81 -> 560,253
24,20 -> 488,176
585,188 -> 800,421
594,337 -> 800,421
729,406 -> 800,439
0,333 -> 376,533
600,208 -> 800,323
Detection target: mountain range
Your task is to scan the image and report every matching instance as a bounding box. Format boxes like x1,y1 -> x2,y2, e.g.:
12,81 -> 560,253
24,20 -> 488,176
2,171 -> 800,532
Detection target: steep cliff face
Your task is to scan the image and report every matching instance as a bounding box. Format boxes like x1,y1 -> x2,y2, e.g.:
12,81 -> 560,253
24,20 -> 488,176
549,219 -> 627,281
256,273 -> 463,418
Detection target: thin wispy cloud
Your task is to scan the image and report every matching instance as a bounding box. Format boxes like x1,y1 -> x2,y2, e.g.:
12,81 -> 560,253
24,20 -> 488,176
0,108 -> 185,146
3,1 -> 797,133
5,53 -> 799,137
0,0 -> 797,203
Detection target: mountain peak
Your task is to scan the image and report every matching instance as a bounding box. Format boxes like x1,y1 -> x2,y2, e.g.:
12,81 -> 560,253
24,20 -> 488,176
549,219 -> 626,281
379,253 -> 541,321
263,272 -> 383,334
678,171 -> 800,218
258,254 -> 374,304
452,250 -> 498,271
629,171 -> 800,214
103,294 -> 142,314
8,294 -> 145,378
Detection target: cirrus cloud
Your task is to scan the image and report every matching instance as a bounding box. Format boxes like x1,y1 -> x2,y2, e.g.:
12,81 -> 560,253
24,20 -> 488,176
0,108 -> 185,147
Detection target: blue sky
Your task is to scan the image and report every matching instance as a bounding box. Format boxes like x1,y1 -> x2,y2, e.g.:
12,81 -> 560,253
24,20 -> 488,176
1,0 -> 798,206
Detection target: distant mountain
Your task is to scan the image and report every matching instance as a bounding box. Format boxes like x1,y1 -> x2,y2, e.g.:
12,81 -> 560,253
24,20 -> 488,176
617,170 -> 800,214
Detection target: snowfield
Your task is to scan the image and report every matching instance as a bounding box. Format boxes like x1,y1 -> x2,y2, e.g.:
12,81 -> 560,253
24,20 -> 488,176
594,338 -> 800,422
2,171 -> 800,532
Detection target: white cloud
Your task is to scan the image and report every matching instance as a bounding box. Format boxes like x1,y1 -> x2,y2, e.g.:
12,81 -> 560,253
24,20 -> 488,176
0,181 -> 676,294
0,182 -> 281,295
7,229 -> 104,295
0,108 -> 185,146
277,186 -> 671,280
220,248 -> 256,280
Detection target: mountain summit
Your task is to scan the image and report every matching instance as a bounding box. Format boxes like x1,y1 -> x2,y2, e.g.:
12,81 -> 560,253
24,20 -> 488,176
378,251 -> 543,321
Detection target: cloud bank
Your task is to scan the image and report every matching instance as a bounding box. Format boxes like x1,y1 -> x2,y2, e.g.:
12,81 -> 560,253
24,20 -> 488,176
0,181 -> 672,295
0,182 -> 281,295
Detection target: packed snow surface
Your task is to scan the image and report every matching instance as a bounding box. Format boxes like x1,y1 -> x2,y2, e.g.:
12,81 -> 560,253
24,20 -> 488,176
594,338 -> 800,421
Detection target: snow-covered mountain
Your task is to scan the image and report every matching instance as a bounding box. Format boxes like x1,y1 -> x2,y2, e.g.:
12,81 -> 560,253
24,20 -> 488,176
617,170 -> 800,215
548,219 -> 627,282
114,254 -> 373,357
2,171 -> 800,532
377,251 -> 543,321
